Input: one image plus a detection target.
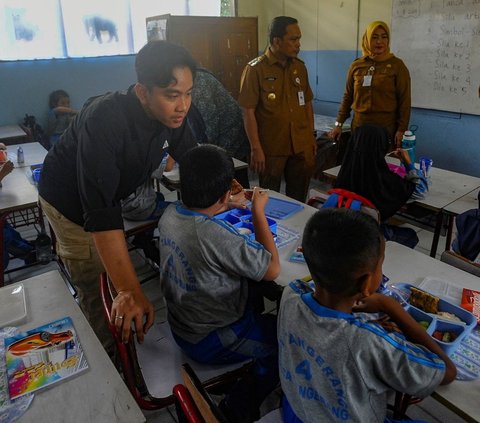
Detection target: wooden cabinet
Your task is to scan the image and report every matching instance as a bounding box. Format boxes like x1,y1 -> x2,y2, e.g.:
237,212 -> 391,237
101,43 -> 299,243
146,15 -> 258,99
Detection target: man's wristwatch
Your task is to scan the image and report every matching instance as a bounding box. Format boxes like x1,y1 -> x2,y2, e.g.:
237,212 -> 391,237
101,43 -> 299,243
334,121 -> 343,128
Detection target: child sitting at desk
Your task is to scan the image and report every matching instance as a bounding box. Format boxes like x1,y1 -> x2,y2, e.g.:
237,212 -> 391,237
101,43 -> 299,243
1,159 -> 35,268
335,124 -> 428,248
278,208 -> 456,423
158,144 -> 280,422
47,89 -> 77,147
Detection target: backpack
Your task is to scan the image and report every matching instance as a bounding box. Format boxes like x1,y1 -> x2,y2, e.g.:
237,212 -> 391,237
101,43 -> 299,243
308,188 -> 380,222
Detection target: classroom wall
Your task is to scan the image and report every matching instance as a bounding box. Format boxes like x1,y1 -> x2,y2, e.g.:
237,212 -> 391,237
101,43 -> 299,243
0,55 -> 136,129
238,0 -> 480,178
0,1 -> 478,177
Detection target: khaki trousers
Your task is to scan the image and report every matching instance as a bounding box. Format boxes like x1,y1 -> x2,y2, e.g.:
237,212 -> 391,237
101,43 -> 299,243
39,196 -> 113,353
260,148 -> 316,202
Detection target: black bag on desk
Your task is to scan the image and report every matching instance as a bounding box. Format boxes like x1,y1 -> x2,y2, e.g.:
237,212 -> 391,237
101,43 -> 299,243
23,114 -> 48,149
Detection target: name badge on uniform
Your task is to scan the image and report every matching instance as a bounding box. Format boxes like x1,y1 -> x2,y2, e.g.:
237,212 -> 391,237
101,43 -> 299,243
363,75 -> 372,87
297,91 -> 305,106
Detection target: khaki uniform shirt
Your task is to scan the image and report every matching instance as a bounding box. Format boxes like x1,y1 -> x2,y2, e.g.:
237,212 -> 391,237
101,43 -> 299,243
238,48 -> 314,156
336,55 -> 411,135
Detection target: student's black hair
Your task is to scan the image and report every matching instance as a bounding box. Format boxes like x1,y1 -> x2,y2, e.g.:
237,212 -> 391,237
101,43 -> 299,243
135,40 -> 197,90
179,144 -> 234,209
269,16 -> 298,45
303,208 -> 383,297
48,89 -> 69,109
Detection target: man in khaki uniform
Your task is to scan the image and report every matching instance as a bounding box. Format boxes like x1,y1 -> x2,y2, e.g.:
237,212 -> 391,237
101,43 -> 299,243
238,16 -> 316,202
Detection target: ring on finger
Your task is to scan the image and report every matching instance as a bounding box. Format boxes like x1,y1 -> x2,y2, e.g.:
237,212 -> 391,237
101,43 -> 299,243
115,315 -> 124,320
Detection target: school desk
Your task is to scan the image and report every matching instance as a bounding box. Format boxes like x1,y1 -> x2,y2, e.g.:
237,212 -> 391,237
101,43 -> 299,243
0,125 -> 28,145
0,270 -> 145,423
5,141 -> 47,168
384,241 -> 480,422
442,187 -> 480,251
0,165 -> 44,287
323,162 -> 480,257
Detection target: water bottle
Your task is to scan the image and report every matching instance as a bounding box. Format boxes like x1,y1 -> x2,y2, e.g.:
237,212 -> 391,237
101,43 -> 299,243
401,125 -> 417,165
17,146 -> 24,164
35,231 -> 52,264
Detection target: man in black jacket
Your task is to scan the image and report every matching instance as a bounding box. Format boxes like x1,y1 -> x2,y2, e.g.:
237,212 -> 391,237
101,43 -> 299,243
39,41 -> 197,351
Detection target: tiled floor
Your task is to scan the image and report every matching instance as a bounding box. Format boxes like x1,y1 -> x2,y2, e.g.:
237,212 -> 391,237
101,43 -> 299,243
3,175 -> 463,423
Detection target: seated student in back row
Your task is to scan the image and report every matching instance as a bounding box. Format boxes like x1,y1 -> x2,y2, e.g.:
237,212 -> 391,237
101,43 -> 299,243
158,144 -> 280,422
335,124 -> 429,248
278,208 -> 456,423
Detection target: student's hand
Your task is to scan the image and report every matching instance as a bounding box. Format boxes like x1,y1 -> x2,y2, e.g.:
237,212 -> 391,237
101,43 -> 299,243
250,187 -> 269,213
329,126 -> 342,141
0,160 -> 14,181
250,146 -> 266,174
389,148 -> 411,166
111,288 -> 154,344
353,293 -> 400,314
228,191 -> 248,209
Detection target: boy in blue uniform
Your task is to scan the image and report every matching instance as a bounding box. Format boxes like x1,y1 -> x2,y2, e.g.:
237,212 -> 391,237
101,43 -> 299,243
278,208 -> 456,423
158,144 -> 280,422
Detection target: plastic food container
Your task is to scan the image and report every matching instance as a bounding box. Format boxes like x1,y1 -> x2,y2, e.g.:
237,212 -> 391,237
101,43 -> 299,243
0,282 -> 27,327
215,208 -> 277,241
264,197 -> 304,220
387,283 -> 477,355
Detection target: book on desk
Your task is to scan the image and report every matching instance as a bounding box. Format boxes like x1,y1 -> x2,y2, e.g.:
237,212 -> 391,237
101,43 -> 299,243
4,316 -> 88,400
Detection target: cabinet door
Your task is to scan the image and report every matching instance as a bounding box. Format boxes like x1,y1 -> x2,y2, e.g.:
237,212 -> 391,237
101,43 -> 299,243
216,29 -> 256,98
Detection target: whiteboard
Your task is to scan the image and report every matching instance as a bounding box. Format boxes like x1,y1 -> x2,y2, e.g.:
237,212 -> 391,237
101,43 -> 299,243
391,0 -> 480,115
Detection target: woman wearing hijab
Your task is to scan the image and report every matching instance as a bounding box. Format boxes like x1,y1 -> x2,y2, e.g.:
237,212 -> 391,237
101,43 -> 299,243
335,124 -> 424,248
331,21 -> 411,148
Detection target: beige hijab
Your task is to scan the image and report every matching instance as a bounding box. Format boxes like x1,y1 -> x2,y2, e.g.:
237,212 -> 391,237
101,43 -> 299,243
361,21 -> 394,61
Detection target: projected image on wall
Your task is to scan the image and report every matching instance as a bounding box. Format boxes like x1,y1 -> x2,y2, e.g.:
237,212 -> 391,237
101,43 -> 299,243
0,0 -> 63,60
61,0 -> 130,57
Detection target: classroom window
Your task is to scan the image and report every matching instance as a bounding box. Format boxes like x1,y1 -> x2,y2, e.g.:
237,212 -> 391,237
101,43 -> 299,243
0,0 -> 235,61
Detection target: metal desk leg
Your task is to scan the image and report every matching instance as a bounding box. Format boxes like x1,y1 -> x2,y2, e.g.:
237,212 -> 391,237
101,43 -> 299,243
445,214 -> 455,252
430,212 -> 444,258
0,212 -> 7,287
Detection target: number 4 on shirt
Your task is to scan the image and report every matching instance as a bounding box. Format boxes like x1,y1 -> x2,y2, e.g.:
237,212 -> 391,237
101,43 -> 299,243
295,359 -> 312,381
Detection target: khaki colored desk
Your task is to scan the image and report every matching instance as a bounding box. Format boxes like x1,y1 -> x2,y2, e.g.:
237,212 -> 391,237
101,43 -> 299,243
0,270 -> 145,423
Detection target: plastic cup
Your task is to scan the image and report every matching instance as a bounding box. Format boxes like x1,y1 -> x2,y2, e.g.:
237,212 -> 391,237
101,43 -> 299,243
419,156 -> 433,178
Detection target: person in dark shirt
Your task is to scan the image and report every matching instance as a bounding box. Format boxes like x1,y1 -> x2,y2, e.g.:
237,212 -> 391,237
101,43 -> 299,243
38,41 -> 197,351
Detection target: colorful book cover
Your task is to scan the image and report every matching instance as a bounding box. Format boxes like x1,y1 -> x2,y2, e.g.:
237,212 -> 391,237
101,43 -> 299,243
3,316 -> 88,400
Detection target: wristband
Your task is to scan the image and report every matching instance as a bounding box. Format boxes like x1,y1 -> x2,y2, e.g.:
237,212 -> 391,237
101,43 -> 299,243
334,121 -> 343,128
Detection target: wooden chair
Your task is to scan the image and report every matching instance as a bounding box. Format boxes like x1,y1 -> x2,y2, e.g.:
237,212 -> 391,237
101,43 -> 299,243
173,363 -> 282,423
100,272 -> 253,410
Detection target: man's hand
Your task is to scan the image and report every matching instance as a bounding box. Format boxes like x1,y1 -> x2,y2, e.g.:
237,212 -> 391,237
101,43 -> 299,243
92,229 -> 155,344
111,288 -> 154,344
394,131 -> 404,148
250,146 -> 266,174
330,126 -> 342,141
